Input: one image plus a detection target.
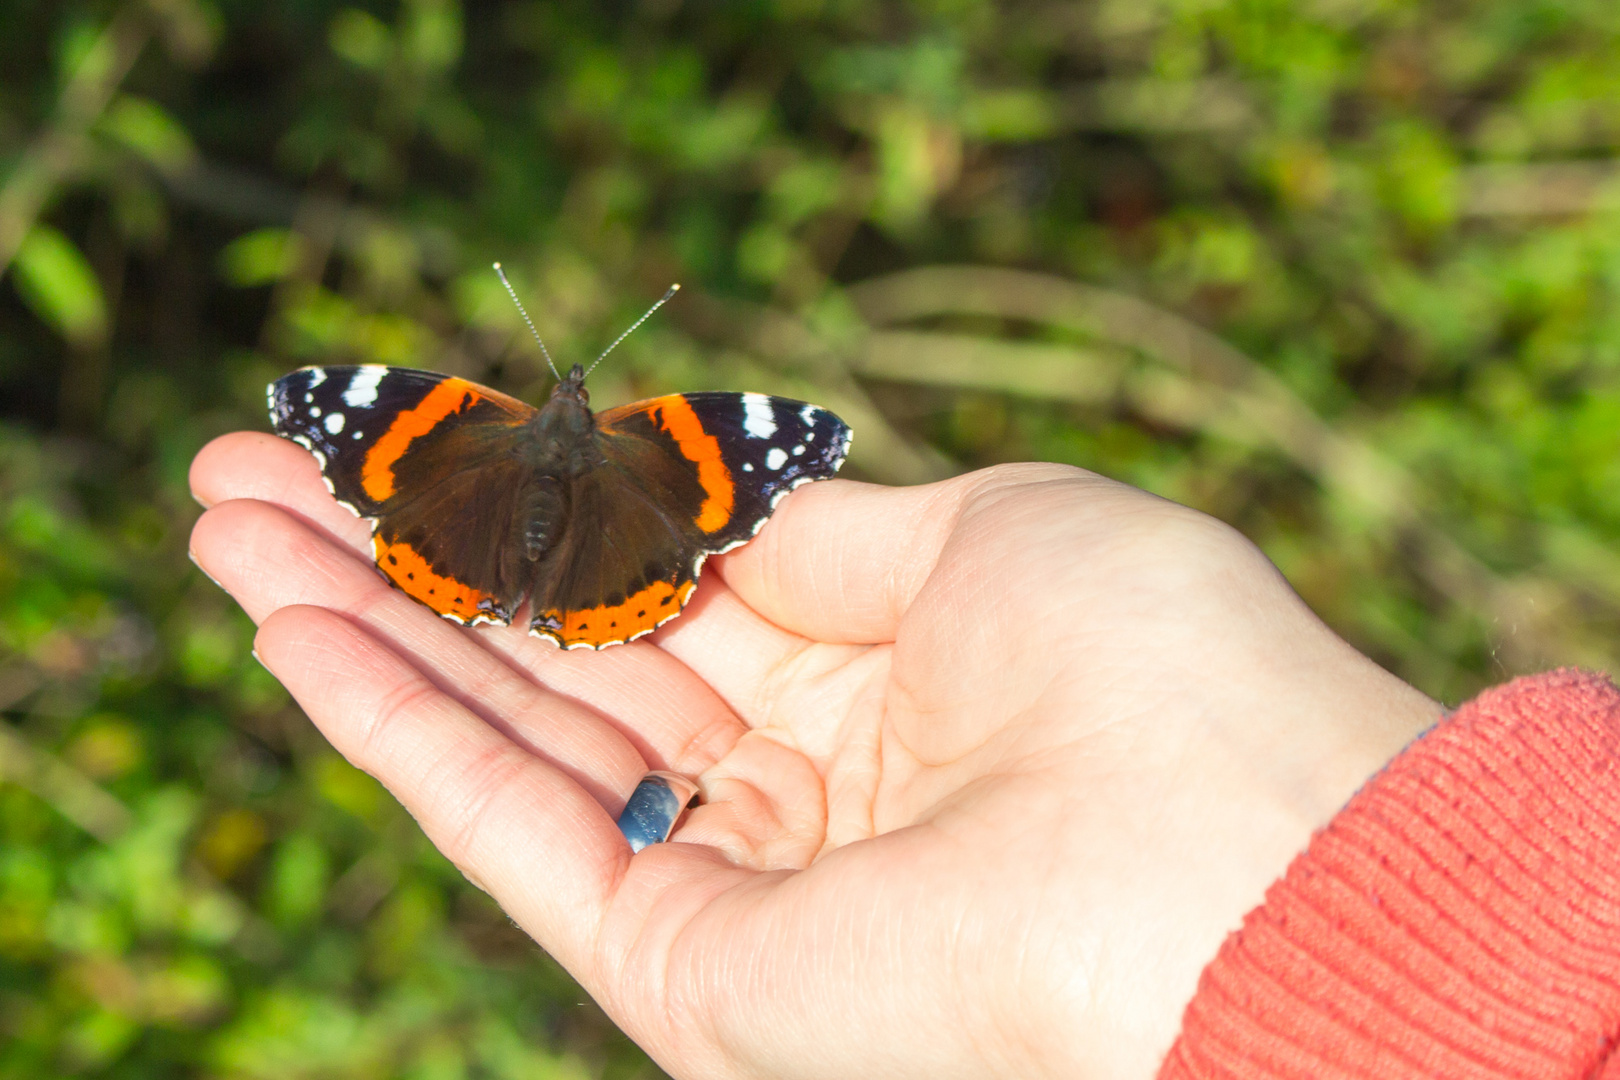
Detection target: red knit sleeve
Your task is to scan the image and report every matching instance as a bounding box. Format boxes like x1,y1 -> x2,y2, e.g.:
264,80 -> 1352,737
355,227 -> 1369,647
1159,669 -> 1620,1080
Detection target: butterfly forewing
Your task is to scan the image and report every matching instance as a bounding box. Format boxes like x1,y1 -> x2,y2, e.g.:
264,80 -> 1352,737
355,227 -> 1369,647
269,365 -> 540,623
594,391 -> 852,551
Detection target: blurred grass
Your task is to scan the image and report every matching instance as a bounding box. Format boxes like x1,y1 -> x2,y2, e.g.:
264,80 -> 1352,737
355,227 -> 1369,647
8,0 -> 1620,1074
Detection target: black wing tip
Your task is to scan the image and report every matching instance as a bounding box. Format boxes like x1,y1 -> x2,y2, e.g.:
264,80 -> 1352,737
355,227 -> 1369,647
807,409 -> 853,479
826,414 -> 852,466
267,366 -> 328,429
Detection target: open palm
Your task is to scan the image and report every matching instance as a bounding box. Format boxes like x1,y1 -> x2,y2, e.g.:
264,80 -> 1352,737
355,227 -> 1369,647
190,432 -> 1437,1080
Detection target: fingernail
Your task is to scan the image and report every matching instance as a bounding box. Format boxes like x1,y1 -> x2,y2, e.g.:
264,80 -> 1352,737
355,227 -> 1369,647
188,549 -> 226,591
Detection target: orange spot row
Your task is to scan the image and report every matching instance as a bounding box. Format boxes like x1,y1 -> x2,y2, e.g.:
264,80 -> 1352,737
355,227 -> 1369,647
373,535 -> 496,623
535,577 -> 696,648
645,395 -> 734,533
362,379 -> 478,502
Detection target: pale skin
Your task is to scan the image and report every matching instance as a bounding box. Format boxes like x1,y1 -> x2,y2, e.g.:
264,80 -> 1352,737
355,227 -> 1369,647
189,432 -> 1441,1079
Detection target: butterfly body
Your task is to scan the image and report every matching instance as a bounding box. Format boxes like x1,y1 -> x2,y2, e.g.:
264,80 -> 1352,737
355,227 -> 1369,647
269,363 -> 851,648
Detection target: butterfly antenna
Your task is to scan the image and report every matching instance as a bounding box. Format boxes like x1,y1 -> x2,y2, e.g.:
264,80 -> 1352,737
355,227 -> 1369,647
492,263 -> 561,381
584,284 -> 680,378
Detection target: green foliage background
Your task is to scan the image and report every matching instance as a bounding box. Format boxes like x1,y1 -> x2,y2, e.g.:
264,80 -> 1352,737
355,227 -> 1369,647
5,0 -> 1620,1074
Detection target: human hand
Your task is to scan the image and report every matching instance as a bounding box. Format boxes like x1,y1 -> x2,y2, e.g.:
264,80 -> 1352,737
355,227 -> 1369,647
189,434 -> 1439,1079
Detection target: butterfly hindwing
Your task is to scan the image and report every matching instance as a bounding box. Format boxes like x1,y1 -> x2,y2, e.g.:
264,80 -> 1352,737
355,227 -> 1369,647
526,442 -> 711,648
521,391 -> 851,649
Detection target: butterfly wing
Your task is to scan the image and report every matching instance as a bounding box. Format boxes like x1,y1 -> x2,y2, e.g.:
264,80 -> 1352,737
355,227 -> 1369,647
645,392 -> 854,551
526,392 -> 851,648
269,365 -> 542,625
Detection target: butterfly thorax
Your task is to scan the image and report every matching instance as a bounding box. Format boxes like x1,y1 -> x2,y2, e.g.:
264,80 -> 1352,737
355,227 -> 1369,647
515,365 -> 604,564
522,364 -> 600,479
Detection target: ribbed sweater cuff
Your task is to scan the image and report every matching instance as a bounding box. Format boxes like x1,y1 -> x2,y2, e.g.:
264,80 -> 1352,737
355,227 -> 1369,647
1159,668 -> 1620,1080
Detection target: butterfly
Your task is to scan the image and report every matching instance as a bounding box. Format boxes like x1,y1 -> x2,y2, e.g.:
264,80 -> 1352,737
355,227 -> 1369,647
267,361 -> 851,648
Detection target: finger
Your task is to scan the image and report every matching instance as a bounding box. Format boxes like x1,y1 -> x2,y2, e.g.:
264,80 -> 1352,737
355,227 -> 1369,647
253,604 -> 628,958
657,579 -> 883,753
191,432 -> 747,773
193,497 -> 649,802
671,727 -> 829,870
191,431 -> 369,547
710,474 -> 974,644
652,577 -> 807,721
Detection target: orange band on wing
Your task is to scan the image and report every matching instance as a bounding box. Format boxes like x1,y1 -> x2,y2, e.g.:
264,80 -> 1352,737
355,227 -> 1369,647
535,577 -> 697,648
646,395 -> 734,533
362,378 -> 479,502
373,535 -> 495,623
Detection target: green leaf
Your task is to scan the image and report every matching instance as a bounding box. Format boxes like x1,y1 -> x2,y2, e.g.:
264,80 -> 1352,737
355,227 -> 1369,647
102,95 -> 199,175
1376,120 -> 1460,234
766,159 -> 846,225
266,832 -> 330,928
211,989 -> 381,1076
219,228 -> 303,287
871,105 -> 946,234
315,754 -> 387,823
329,7 -> 391,69
960,89 -> 1057,141
61,1009 -> 141,1070
11,225 -> 108,349
56,18 -> 110,88
402,0 -> 462,73
736,223 -> 796,283
147,0 -> 222,65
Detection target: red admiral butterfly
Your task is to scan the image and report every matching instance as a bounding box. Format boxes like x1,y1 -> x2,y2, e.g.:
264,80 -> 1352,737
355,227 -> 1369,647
269,277 -> 851,647
268,361 -> 851,648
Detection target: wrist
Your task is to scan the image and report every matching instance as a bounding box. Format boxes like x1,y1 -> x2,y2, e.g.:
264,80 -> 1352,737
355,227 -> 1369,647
1111,553 -> 1441,1076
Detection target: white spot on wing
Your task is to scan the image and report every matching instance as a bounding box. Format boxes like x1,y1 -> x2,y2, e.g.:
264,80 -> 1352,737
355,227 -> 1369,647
742,394 -> 777,439
309,405 -> 321,418
799,404 -> 816,424
325,412 -> 346,434
304,393 -> 314,403
792,444 -> 804,455
343,366 -> 386,408
765,447 -> 788,470
307,369 -> 327,388
742,462 -> 753,472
